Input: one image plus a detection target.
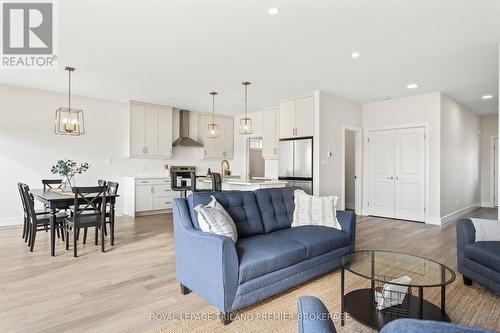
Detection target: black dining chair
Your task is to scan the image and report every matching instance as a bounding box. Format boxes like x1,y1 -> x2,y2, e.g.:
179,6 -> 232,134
64,186 -> 107,257
97,179 -> 107,186
82,181 -> 119,246
21,184 -> 67,251
211,172 -> 223,191
42,179 -> 63,191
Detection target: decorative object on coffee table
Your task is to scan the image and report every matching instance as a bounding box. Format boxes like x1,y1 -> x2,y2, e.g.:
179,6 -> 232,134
50,159 -> 90,192
340,250 -> 455,331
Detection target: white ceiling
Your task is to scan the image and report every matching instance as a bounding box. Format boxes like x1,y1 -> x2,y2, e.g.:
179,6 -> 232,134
1,0 -> 500,115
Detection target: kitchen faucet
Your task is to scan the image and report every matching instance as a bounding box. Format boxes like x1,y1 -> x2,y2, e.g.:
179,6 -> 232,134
221,160 -> 230,180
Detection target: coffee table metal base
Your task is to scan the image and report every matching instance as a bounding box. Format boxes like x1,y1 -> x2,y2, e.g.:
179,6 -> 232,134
343,289 -> 451,331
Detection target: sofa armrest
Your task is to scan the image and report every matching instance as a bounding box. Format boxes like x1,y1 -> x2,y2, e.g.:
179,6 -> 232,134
456,219 -> 476,271
337,210 -> 356,251
172,198 -> 239,313
297,296 -> 337,333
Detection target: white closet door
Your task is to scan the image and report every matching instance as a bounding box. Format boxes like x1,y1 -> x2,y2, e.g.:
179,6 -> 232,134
368,131 -> 395,218
394,127 -> 425,221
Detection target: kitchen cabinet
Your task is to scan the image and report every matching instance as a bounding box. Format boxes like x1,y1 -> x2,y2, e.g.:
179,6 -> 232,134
279,95 -> 315,139
262,105 -> 280,159
128,101 -> 173,158
122,177 -> 178,217
198,113 -> 234,159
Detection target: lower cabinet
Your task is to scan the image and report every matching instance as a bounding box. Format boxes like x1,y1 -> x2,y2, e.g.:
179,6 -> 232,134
123,177 -> 178,217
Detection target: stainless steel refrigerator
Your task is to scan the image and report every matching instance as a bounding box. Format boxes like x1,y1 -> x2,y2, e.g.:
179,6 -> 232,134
278,137 -> 313,194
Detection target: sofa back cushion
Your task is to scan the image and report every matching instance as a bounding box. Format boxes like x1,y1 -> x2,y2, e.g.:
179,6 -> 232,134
188,191 -> 265,238
255,187 -> 296,233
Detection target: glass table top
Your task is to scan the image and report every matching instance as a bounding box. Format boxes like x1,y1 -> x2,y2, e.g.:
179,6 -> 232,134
341,250 -> 456,287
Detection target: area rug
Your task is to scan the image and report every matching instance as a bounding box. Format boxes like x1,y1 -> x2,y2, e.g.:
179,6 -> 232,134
151,270 -> 500,333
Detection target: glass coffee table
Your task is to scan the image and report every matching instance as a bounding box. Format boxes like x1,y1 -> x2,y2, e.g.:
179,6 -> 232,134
340,250 -> 455,330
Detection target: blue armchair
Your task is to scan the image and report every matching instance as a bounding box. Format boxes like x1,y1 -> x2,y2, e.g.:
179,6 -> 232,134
457,219 -> 500,295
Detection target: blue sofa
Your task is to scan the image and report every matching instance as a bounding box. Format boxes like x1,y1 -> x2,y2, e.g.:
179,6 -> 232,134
297,296 -> 498,333
172,187 -> 356,324
457,219 -> 500,295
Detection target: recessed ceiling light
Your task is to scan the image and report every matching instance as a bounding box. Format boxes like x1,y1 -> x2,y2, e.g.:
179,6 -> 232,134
351,52 -> 360,58
407,83 -> 419,89
268,7 -> 279,15
482,95 -> 494,100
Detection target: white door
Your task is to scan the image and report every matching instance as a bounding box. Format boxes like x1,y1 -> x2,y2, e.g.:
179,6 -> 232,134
368,127 -> 426,222
368,131 -> 395,218
394,128 -> 425,221
495,137 -> 498,207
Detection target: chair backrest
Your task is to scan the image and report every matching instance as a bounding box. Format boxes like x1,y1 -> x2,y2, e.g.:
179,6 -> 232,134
106,181 -> 119,195
42,179 -> 62,191
17,182 -> 28,216
97,179 -> 107,186
20,184 -> 39,224
72,186 -> 107,225
211,173 -> 222,191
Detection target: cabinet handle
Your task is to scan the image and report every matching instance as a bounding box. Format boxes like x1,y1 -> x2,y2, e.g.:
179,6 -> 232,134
151,186 -> 154,193
386,176 -> 394,180
142,147 -> 148,154
140,181 -> 148,183
395,176 -> 400,180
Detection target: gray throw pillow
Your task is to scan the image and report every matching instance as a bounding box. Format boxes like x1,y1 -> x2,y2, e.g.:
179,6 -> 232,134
194,196 -> 238,243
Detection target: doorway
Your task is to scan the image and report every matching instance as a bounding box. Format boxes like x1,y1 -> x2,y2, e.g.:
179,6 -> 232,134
342,127 -> 362,214
367,126 -> 426,222
491,136 -> 498,207
247,137 -> 265,179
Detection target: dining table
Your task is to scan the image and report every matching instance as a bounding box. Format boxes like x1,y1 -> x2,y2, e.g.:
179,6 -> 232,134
30,189 -> 119,256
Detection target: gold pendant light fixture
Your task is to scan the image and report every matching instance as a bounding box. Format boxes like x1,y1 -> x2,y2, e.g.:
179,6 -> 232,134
207,91 -> 219,138
54,66 -> 85,136
239,81 -> 253,135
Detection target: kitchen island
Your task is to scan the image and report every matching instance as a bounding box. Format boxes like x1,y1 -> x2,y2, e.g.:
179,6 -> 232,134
197,178 -> 288,191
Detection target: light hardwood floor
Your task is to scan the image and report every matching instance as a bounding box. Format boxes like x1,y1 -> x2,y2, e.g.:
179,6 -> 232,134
1,209 -> 499,333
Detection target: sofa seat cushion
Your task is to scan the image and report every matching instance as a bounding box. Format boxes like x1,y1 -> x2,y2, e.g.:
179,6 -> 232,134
272,226 -> 350,259
236,234 -> 306,283
465,241 -> 500,273
188,191 -> 265,238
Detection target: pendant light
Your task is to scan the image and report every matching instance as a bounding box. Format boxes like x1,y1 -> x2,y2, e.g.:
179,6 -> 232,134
239,81 -> 253,135
207,91 -> 219,138
54,66 -> 85,136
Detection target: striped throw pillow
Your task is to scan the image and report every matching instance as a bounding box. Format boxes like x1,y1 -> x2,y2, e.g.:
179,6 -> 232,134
291,190 -> 341,230
194,196 -> 238,243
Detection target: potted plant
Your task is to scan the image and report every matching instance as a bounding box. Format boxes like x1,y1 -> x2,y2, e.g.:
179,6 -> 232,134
50,159 -> 90,192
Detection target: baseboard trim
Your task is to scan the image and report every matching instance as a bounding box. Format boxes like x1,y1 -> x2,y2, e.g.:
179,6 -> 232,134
481,201 -> 494,208
0,217 -> 22,227
440,203 -> 481,225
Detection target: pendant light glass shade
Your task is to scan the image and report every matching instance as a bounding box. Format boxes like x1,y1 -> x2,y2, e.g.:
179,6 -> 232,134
239,81 -> 253,135
207,91 -> 219,138
55,66 -> 85,136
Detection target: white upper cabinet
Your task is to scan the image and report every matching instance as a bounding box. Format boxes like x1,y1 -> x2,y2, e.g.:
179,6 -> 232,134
198,113 -> 234,160
262,105 -> 280,159
279,94 -> 315,139
128,101 -> 173,158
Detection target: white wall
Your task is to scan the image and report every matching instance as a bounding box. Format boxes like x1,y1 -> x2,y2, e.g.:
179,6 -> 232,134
440,94 -> 480,221
317,92 -> 363,206
0,85 -> 224,225
479,114 -> 498,207
362,92 -> 441,224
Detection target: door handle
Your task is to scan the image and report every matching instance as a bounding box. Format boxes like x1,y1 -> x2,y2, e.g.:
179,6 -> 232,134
387,176 -> 394,180
395,176 -> 400,180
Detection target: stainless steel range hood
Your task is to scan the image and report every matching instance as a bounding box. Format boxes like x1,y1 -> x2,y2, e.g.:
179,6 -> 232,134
172,110 -> 203,147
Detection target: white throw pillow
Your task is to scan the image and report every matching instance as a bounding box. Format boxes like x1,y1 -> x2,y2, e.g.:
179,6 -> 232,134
470,219 -> 500,242
291,190 -> 341,230
194,196 -> 238,243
